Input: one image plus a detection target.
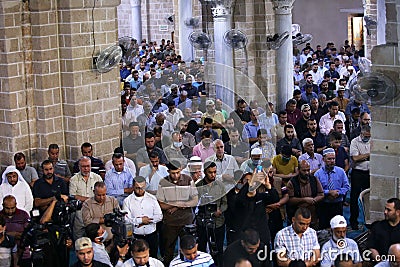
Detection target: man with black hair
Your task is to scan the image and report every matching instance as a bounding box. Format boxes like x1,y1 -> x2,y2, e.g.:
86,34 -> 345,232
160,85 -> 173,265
156,160 -> 198,266
368,198 -> 400,262
123,176 -> 163,258
45,143 -> 72,183
302,118 -> 327,154
13,152 -> 38,188
72,142 -> 106,177
276,124 -> 302,157
121,239 -> 164,267
139,151 -> 169,195
285,99 -> 302,126
229,99 -> 252,134
195,161 -> 227,265
224,127 -> 250,165
123,122 -> 145,162
319,101 -> 345,137
195,117 -> 220,143
251,129 -> 276,161
286,160 -> 324,228
136,132 -> 168,169
170,235 -> 215,266
33,159 -> 69,213
224,228 -> 270,267
275,207 -> 320,267
104,153 -> 135,206
193,130 -> 215,162
85,223 -> 115,266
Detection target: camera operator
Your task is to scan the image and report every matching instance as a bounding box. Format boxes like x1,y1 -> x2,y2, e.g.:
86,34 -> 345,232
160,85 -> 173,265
120,239 -> 164,267
0,215 -> 18,267
196,161 -> 227,266
82,182 -> 119,243
70,156 -> 103,240
156,160 -> 198,266
32,160 -> 69,214
0,195 -> 30,267
122,176 -> 163,258
85,223 -> 129,267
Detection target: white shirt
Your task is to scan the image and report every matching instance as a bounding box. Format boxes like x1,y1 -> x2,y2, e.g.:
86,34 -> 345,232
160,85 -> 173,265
0,166 -> 33,213
93,242 -> 113,267
139,164 -> 169,193
123,192 -> 163,235
105,158 -> 136,174
163,108 -> 184,128
204,154 -> 239,178
319,112 -> 346,136
122,257 -> 164,267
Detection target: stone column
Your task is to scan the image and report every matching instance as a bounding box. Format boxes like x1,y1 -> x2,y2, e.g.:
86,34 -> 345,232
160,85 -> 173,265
178,0 -> 193,61
130,0 -> 142,42
273,0 -> 295,110
212,2 -> 235,109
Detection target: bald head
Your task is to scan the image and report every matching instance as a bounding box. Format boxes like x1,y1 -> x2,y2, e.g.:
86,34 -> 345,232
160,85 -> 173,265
388,243 -> 400,261
299,160 -> 311,178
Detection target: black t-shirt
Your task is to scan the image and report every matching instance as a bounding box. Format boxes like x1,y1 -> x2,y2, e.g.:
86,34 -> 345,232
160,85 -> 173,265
368,220 -> 400,256
32,176 -> 69,199
223,240 -> 270,267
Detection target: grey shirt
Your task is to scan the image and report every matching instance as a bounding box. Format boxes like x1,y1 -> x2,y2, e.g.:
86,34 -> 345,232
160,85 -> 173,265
19,166 -> 39,184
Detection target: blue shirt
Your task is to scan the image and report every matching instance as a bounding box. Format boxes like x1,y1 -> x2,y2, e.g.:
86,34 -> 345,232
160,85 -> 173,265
344,101 -> 371,117
104,167 -> 135,198
242,121 -> 260,142
314,166 -> 350,202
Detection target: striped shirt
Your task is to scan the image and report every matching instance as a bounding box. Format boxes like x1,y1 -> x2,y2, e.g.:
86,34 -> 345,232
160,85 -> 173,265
170,251 -> 215,267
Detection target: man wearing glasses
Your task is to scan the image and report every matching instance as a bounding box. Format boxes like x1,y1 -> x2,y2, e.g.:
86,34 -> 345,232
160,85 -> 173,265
123,176 -> 163,258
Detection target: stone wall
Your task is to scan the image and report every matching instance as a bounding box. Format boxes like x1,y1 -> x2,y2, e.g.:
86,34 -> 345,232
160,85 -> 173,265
368,0 -> 400,221
117,0 -> 131,37
0,0 -> 121,169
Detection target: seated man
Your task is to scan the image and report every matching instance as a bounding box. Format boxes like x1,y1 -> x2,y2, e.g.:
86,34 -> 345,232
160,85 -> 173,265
72,142 -> 106,178
274,207 -> 320,267
240,148 -> 263,174
14,152 -> 38,188
170,235 -> 215,267
104,153 -> 135,206
224,127 -> 249,166
0,166 -> 33,213
194,117 -> 220,143
33,160 -> 69,214
81,182 -> 119,242
320,215 -> 362,267
224,228 -> 269,267
104,147 -> 136,173
43,143 -> 72,183
193,130 -> 215,162
136,132 -> 168,169
251,129 -> 276,161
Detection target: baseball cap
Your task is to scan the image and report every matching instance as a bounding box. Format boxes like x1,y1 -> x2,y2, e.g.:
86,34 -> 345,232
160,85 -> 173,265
330,215 -> 347,229
251,147 -> 262,155
301,104 -> 310,111
75,237 -> 93,251
323,148 -> 335,156
206,99 -> 215,106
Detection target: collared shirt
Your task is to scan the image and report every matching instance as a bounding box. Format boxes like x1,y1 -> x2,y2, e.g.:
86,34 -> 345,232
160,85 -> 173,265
104,167 -> 135,197
73,156 -> 106,176
314,166 -> 350,202
320,238 -> 361,267
18,166 -> 38,184
242,121 -> 260,142
319,113 -> 346,136
192,143 -> 215,163
51,159 -> 72,179
122,257 -> 164,267
299,152 -> 324,172
170,251 -> 215,267
258,113 -> 278,130
204,154 -> 239,178
136,147 -> 168,166
224,141 -> 249,159
156,174 -> 198,226
70,172 -> 103,198
82,196 -> 119,225
122,135 -> 145,155
274,225 -> 320,261
163,108 -> 184,128
251,141 -> 276,160
123,192 -> 163,235
105,158 -> 136,173
350,136 -> 370,171
181,131 -> 196,149
138,164 -> 169,193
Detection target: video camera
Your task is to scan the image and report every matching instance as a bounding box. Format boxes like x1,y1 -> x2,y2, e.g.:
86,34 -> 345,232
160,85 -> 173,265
104,208 -> 133,247
52,191 -> 82,225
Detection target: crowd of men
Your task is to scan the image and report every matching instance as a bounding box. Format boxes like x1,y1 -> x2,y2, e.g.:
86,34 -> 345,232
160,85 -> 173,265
1,38 -> 400,267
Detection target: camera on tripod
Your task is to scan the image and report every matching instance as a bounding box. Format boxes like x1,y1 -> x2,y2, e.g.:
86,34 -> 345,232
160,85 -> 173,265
196,203 -> 217,227
104,208 -> 133,247
52,192 -> 82,225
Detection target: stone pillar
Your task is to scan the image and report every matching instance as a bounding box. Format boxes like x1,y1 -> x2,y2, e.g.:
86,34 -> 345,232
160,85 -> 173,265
178,0 -> 193,61
212,1 -> 235,109
273,0 -> 295,110
130,0 -> 142,42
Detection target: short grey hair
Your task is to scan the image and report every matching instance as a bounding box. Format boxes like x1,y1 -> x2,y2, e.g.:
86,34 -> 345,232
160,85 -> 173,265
302,138 -> 314,147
